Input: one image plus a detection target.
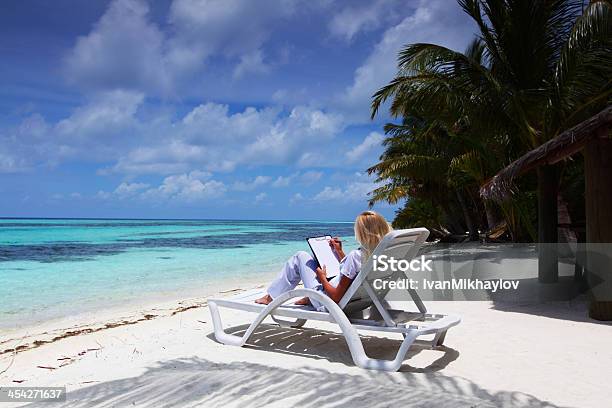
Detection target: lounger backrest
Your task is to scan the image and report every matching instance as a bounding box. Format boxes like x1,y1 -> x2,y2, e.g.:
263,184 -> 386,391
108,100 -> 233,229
338,228 -> 429,311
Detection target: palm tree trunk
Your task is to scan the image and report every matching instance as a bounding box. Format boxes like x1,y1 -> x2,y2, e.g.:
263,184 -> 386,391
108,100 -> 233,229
483,200 -> 497,231
537,164 -> 559,283
466,188 -> 488,233
456,189 -> 477,240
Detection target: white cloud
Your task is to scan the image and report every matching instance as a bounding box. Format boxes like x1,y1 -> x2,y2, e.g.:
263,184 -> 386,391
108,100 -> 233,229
271,174 -> 294,188
106,103 -> 344,176
168,0 -> 297,58
64,0 -> 171,94
63,0 -> 305,95
232,175 -> 271,191
239,106 -> 344,164
8,1 -> 479,184
0,152 -> 29,173
142,171 -> 226,202
181,103 -> 279,144
0,113 -> 55,173
107,141 -> 212,176
340,0 -> 476,120
0,91 -> 150,174
50,90 -> 146,164
270,87 -> 310,106
291,107 -> 342,135
329,0 -> 398,42
96,181 -> 150,200
270,170 -> 322,188
95,190 -> 111,200
17,113 -> 49,138
101,161 -> 190,176
114,182 -> 150,198
3,98 -> 348,178
233,49 -> 270,79
313,186 -> 342,201
313,181 -> 376,203
300,170 -> 323,185
56,90 -> 144,139
96,171 -> 223,203
289,192 -> 304,204
254,192 -> 267,203
346,132 -> 384,163
296,152 -> 317,168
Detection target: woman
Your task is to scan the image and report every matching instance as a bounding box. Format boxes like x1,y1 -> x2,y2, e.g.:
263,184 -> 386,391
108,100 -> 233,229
255,211 -> 392,310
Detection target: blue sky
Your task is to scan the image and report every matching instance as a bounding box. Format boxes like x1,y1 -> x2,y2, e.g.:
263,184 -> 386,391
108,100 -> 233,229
0,0 -> 475,220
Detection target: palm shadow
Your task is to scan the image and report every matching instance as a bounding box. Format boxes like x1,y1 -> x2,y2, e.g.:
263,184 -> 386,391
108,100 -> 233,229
26,357 -> 566,408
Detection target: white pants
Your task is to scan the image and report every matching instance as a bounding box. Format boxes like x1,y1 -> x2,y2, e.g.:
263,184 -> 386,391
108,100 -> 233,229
267,251 -> 325,310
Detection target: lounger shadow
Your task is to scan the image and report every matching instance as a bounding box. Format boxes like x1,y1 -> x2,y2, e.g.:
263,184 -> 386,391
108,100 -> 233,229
205,323 -> 460,372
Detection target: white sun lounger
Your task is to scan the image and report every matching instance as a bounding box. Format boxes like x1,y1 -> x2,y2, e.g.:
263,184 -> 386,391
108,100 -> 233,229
208,228 -> 461,371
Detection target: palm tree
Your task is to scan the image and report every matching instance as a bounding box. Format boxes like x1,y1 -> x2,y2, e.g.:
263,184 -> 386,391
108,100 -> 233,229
371,0 -> 611,279
367,116 -> 487,239
368,38 -> 528,240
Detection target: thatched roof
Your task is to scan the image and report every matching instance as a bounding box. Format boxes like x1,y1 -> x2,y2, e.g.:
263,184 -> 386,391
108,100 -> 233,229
480,105 -> 612,201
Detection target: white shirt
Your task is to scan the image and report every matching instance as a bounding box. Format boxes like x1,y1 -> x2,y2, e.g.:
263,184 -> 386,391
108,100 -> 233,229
329,248 -> 361,287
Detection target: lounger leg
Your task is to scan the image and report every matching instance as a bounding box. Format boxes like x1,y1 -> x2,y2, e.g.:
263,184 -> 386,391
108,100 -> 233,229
271,315 -> 307,328
210,291 -> 315,347
434,329 -> 447,346
209,300 -> 249,346
344,326 -> 419,372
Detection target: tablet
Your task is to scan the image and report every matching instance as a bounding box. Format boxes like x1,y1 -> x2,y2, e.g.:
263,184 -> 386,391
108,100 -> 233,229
307,235 -> 341,278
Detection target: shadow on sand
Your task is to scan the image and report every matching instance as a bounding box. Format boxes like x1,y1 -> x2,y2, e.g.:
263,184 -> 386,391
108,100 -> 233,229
26,358 -> 564,407
491,296 -> 612,325
27,324 -> 565,408
216,324 -> 457,373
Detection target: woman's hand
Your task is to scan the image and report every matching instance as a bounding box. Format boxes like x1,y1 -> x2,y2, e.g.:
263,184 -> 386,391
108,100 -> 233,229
315,265 -> 327,282
329,237 -> 345,260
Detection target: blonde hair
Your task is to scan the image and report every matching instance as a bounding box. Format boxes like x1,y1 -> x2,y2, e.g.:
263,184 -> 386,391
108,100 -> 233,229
354,210 -> 392,260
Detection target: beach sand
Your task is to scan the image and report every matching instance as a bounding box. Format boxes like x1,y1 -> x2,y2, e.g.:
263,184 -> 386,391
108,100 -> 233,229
1,283 -> 610,408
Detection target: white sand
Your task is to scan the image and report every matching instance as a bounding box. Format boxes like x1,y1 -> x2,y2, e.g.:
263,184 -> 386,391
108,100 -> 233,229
1,285 -> 611,408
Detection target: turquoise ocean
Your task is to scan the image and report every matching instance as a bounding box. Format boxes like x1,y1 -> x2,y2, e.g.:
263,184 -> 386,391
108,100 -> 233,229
0,219 -> 357,329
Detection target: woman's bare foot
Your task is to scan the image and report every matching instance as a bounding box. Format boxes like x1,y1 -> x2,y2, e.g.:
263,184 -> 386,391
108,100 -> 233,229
294,296 -> 311,306
255,294 -> 272,305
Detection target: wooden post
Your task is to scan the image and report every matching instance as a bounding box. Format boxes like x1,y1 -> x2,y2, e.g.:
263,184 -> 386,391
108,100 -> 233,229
537,165 -> 559,283
585,128 -> 612,321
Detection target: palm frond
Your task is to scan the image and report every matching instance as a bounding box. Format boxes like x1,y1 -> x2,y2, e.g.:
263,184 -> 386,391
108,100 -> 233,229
548,0 -> 612,133
367,183 -> 410,206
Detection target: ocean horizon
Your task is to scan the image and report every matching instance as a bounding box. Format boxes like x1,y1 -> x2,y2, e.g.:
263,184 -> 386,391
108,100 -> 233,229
0,216 -> 356,222
0,218 -> 358,329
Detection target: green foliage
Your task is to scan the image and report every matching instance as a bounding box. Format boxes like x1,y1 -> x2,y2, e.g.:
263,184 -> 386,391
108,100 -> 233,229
369,0 -> 612,241
392,198 -> 442,231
